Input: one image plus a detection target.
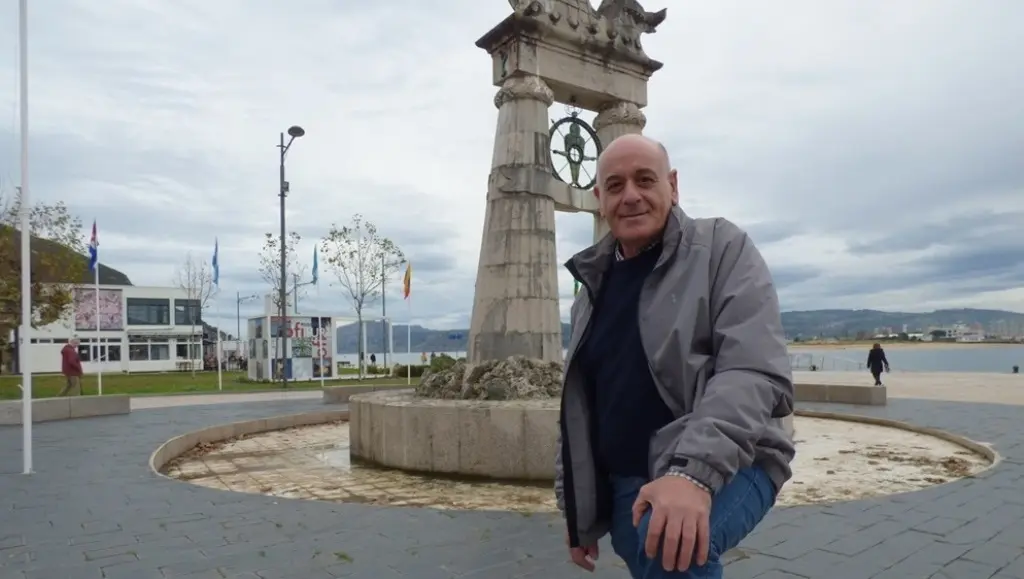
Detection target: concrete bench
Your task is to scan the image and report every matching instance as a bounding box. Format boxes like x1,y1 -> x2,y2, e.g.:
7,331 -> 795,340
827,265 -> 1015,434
322,384 -> 415,404
795,382 -> 887,406
0,395 -> 131,425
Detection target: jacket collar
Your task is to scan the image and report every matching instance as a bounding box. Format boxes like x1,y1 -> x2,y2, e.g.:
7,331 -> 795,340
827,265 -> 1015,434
565,205 -> 690,296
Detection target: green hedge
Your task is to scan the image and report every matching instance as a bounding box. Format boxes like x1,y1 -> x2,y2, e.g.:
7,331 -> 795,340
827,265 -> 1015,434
392,364 -> 428,378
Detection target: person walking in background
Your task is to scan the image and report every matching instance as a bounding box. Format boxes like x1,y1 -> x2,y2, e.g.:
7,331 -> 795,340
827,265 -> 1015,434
867,343 -> 890,386
58,338 -> 83,396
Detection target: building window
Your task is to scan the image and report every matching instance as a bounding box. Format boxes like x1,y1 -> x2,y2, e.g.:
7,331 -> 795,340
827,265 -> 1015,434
126,298 -> 171,325
107,345 -> 122,362
127,337 -> 170,361
78,344 -> 91,362
174,299 -> 202,326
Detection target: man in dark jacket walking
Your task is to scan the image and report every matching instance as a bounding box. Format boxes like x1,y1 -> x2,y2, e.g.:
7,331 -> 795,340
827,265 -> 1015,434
58,338 -> 83,396
867,343 -> 890,386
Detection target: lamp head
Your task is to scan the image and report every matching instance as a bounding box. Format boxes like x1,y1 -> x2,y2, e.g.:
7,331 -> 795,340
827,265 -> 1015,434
287,125 -> 305,138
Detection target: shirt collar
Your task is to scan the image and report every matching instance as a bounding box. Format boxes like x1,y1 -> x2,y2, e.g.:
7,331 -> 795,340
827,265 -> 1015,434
614,240 -> 660,261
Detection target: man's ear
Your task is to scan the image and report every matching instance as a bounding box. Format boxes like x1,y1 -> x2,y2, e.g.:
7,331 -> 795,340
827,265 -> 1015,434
593,186 -> 603,216
668,169 -> 679,205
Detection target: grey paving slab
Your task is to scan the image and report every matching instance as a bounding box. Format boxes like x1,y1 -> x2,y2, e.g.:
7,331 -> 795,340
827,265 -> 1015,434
1,398 -> 1023,578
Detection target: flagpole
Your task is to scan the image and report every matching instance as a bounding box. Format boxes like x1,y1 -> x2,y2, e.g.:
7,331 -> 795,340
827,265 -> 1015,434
319,318 -> 326,389
216,294 -> 223,391
18,0 -> 33,475
94,260 -> 102,396
407,295 -> 412,386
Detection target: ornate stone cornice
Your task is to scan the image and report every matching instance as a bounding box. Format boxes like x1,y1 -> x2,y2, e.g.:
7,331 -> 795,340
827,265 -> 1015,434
494,75 -> 555,109
593,101 -> 647,131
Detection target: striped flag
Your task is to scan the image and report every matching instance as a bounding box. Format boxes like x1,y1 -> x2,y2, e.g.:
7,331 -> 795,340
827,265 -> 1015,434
402,262 -> 412,299
87,221 -> 99,272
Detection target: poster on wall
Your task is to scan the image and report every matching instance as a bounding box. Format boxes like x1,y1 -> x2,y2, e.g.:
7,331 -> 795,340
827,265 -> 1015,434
73,288 -> 124,331
252,318 -> 264,339
313,317 -> 333,378
249,339 -> 256,358
272,358 -> 292,380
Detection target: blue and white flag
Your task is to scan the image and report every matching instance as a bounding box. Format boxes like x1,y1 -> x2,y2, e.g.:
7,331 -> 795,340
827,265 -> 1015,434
311,246 -> 319,285
212,238 -> 219,287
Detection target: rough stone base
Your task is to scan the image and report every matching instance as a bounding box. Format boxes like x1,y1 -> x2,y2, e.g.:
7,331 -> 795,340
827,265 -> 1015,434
0,395 -> 130,425
416,356 -> 562,400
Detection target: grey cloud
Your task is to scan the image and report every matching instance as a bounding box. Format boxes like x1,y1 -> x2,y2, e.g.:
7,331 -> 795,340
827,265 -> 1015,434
847,211 -> 1024,255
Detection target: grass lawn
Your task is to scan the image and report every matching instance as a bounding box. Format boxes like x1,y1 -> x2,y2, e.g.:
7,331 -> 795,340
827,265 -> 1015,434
0,371 -> 407,400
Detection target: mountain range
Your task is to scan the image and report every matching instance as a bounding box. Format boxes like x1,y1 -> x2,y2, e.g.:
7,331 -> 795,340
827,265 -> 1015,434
335,308 -> 1024,353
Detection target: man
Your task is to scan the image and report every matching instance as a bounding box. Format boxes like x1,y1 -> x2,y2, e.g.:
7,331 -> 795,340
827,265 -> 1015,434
557,134 -> 795,578
58,338 -> 83,396
866,343 -> 890,386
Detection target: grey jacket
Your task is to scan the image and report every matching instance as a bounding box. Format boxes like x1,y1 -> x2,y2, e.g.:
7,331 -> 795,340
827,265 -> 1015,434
556,207 -> 795,548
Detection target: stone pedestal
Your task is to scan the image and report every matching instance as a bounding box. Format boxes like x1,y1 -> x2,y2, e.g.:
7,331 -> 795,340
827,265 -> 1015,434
467,75 -> 564,366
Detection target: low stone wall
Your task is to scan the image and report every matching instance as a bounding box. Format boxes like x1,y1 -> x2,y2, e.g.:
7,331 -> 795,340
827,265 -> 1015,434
350,390 -> 559,480
0,395 -> 130,425
795,383 -> 887,406
322,383 -> 417,404
149,409 -> 349,473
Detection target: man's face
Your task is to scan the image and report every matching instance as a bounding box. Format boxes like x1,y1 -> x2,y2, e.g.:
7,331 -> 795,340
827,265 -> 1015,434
69,339 -> 79,347
594,137 -> 678,246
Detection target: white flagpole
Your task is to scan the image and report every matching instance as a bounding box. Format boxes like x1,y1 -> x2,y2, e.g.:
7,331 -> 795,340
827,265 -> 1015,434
319,318 -> 325,388
216,295 -> 223,391
18,0 -> 33,475
95,263 -> 102,395
406,297 -> 412,386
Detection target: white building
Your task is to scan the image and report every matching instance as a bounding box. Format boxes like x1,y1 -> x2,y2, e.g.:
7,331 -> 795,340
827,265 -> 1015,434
28,284 -> 205,374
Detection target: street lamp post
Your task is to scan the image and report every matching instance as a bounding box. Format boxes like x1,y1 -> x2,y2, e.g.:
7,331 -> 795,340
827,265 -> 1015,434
236,292 -> 259,340
278,125 -> 305,390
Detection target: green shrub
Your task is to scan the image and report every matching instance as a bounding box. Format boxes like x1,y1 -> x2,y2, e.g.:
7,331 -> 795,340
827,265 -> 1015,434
392,364 -> 428,378
430,353 -> 457,372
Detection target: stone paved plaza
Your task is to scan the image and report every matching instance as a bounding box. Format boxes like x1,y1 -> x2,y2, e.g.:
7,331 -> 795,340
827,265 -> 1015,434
2,394 -> 1024,578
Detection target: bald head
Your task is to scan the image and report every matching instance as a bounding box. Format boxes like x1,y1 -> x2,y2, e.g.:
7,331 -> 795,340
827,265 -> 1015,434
592,133 -> 678,257
596,134 -> 671,184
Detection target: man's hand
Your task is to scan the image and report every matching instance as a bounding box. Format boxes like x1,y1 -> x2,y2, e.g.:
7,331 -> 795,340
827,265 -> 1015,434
632,475 -> 712,572
565,530 -> 599,572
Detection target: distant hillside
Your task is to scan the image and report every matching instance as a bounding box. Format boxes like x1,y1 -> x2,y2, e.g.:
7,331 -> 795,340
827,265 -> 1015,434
336,308 -> 1024,353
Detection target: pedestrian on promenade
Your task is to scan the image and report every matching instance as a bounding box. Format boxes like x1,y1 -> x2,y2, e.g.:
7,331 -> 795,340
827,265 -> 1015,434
58,337 -> 83,396
867,343 -> 890,386
558,134 -> 795,578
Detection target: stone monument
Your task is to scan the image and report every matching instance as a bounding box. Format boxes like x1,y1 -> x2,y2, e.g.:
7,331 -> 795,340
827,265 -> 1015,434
349,0 -> 670,480
465,0 -> 666,368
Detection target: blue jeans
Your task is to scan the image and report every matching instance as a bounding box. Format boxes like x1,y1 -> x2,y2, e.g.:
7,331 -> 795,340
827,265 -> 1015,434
610,467 -> 776,578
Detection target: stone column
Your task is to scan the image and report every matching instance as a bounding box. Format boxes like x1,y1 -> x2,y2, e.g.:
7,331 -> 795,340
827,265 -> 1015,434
592,101 -> 648,243
467,75 -> 564,366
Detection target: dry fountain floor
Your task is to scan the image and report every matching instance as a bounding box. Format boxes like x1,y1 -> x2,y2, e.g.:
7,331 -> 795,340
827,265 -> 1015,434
2,372 -> 1024,578
164,417 -> 991,512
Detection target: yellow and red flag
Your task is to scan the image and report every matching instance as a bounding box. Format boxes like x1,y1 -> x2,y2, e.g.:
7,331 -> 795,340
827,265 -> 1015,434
402,262 -> 412,299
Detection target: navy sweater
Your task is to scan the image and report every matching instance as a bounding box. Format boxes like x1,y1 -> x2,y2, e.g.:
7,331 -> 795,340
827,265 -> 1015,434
578,246 -> 676,478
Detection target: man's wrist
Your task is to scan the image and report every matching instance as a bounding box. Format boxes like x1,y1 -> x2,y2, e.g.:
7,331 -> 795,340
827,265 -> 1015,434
665,466 -> 712,494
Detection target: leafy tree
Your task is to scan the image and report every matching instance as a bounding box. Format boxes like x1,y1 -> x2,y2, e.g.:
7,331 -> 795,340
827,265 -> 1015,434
320,214 -> 405,378
0,187 -> 87,358
173,252 -> 216,375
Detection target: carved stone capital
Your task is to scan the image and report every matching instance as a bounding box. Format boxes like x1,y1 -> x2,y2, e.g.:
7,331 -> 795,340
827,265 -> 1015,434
594,101 -> 647,132
494,75 -> 555,109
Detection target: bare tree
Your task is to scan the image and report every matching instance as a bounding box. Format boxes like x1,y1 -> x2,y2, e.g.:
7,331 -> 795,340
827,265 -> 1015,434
257,231 -> 310,312
320,214 -> 405,378
257,231 -> 309,367
174,252 -> 216,375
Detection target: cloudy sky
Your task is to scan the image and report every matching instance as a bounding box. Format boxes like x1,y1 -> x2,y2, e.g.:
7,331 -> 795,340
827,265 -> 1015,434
0,0 -> 1021,334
